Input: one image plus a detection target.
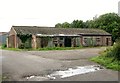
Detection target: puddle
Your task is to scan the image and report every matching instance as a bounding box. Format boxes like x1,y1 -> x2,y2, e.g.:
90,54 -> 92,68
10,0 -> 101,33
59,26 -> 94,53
26,76 -> 49,81
26,65 -> 104,80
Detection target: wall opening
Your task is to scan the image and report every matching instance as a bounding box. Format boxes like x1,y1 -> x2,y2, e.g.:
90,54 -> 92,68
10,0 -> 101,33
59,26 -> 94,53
41,37 -> 48,48
64,37 -> 71,47
106,38 -> 110,46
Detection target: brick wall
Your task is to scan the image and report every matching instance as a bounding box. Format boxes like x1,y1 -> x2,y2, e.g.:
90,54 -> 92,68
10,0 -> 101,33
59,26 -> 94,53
82,36 -> 112,46
7,28 -> 21,48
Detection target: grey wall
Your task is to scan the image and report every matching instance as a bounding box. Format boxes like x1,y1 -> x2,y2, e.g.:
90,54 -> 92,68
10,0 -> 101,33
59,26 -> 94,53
0,34 -> 7,45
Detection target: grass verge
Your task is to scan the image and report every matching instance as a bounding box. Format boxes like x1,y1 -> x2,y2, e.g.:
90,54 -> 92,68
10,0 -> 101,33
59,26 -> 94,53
1,46 -> 107,51
1,48 -> 24,51
91,40 -> 120,71
91,55 -> 120,71
1,47 -> 84,51
37,47 -> 83,51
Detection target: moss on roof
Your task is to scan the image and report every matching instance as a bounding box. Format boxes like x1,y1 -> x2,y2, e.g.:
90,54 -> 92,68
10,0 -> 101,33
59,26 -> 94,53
12,26 -> 111,36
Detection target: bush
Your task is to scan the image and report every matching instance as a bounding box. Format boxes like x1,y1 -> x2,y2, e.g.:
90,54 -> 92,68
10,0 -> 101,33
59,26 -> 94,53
1,44 -> 7,49
18,43 -> 32,49
91,55 -> 120,71
91,39 -> 120,71
18,43 -> 25,49
106,39 -> 120,60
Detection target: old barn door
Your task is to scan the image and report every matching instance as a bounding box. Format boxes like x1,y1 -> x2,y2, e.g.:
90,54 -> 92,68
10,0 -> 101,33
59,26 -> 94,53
64,37 -> 71,47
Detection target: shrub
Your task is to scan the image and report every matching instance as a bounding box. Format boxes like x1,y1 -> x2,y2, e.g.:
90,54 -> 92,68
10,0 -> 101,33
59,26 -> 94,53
106,39 -> 120,60
18,42 -> 32,49
1,44 -> 7,49
18,43 -> 25,49
91,39 -> 120,71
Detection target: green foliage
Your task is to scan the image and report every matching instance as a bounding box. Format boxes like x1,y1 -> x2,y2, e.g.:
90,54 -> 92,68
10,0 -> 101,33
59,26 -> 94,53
2,46 -> 84,51
70,20 -> 84,28
1,44 -> 7,49
106,39 -> 120,60
62,22 -> 71,28
94,13 -> 120,42
91,55 -> 120,71
55,13 -> 120,42
55,23 -> 62,28
2,48 -> 23,51
84,20 -> 95,28
55,20 -> 85,28
17,34 -> 32,43
18,43 -> 25,49
91,39 -> 120,71
55,22 -> 70,28
17,34 -> 32,49
38,46 -> 83,51
18,41 -> 32,49
84,13 -> 120,42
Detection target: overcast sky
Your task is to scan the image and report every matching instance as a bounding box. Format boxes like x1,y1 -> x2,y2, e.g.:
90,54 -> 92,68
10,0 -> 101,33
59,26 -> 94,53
0,0 -> 119,32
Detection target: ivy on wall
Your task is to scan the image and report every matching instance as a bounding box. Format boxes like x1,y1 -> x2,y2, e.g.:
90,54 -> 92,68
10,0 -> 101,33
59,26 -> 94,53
40,36 -> 53,48
17,34 -> 31,43
17,34 -> 32,49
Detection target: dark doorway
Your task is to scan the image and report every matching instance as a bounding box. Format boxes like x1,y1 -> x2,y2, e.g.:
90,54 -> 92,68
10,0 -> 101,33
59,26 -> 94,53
106,38 -> 109,46
64,37 -> 71,47
41,37 -> 48,48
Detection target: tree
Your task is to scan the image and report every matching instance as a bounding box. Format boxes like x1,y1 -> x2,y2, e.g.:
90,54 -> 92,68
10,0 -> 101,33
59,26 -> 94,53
70,20 -> 84,28
62,22 -> 70,28
94,13 -> 120,42
55,23 -> 62,28
55,13 -> 120,42
55,22 -> 70,28
106,39 -> 120,60
84,20 -> 96,28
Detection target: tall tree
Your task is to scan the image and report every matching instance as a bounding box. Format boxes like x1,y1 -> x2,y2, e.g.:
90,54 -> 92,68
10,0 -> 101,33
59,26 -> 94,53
62,22 -> 70,28
55,13 -> 120,42
55,23 -> 62,28
70,20 -> 84,28
94,13 -> 120,41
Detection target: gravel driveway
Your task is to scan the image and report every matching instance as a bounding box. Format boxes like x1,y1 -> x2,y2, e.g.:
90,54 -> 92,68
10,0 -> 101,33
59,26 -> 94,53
1,47 -> 118,81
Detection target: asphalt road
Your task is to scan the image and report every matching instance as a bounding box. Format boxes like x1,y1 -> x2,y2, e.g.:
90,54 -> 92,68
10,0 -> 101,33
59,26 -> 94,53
1,47 -> 118,81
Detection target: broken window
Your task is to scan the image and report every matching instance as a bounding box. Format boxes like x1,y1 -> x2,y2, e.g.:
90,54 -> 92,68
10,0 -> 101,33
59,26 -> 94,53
60,37 -> 63,40
96,38 -> 101,46
96,38 -> 100,42
60,44 -> 62,47
55,44 -> 58,47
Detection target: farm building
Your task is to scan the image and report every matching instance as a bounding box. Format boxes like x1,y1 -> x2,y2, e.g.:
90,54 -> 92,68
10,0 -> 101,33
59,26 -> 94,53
0,32 -> 8,46
7,26 -> 112,49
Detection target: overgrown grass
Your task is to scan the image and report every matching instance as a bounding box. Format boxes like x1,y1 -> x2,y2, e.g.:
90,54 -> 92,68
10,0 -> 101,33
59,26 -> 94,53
1,46 -> 84,51
1,44 -> 7,49
91,55 -> 120,71
1,46 -> 107,51
91,39 -> 120,71
1,48 -> 24,51
37,47 -> 83,51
